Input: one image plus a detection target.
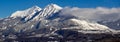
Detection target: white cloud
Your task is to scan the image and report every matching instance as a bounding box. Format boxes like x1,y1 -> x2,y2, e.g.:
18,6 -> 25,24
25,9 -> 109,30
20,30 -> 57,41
60,7 -> 120,22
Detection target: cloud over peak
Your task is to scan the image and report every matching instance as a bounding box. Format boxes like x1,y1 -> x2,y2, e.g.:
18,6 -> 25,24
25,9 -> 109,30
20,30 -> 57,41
60,7 -> 120,22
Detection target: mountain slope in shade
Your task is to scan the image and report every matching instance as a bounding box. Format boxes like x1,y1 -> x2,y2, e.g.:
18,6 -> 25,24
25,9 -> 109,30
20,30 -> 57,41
98,19 -> 120,30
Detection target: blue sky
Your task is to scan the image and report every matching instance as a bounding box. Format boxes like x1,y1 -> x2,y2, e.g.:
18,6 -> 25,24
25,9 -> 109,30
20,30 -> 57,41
0,0 -> 120,18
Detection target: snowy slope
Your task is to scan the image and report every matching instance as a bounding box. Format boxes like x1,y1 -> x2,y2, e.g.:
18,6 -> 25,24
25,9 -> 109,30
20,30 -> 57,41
10,6 -> 41,19
69,19 -> 111,30
33,4 -> 62,20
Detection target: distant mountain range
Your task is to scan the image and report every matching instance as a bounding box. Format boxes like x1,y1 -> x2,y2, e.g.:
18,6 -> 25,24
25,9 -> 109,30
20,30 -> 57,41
0,4 -> 120,42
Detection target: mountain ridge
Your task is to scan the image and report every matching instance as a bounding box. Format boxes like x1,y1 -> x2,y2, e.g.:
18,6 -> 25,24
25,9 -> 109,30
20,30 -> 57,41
10,4 -> 62,21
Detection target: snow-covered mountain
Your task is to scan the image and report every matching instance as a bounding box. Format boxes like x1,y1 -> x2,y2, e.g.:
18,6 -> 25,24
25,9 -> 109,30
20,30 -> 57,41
0,4 -> 120,42
33,4 -> 62,20
10,6 -> 41,21
9,4 -> 113,31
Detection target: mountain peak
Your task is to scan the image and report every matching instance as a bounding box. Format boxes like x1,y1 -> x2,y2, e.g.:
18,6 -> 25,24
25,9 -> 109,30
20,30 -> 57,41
46,4 -> 62,10
32,5 -> 40,9
10,6 -> 41,18
30,5 -> 41,11
10,4 -> 63,21
33,4 -> 62,20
